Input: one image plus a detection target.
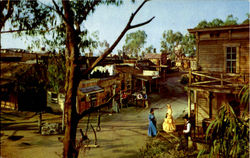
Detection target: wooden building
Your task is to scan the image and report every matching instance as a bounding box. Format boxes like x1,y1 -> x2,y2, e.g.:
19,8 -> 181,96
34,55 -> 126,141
187,24 -> 249,138
77,76 -> 121,114
0,50 -> 48,111
0,63 -> 47,111
144,53 -> 168,81
115,65 -> 161,93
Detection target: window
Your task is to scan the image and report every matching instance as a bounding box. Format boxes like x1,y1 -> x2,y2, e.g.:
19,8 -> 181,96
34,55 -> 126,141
89,93 -> 97,107
210,33 -> 220,38
226,47 -> 236,73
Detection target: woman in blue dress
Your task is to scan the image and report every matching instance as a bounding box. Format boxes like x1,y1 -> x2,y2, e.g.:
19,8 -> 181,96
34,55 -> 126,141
148,108 -> 157,137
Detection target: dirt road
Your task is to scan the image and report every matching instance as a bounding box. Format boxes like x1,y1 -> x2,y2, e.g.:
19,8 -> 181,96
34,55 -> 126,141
0,72 -> 187,158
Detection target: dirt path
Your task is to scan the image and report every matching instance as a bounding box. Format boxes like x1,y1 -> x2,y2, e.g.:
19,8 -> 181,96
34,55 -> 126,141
0,72 -> 187,158
78,72 -> 188,158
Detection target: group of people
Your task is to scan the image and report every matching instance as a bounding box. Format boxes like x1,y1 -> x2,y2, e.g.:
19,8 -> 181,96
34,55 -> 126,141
148,104 -> 191,139
121,91 -> 148,108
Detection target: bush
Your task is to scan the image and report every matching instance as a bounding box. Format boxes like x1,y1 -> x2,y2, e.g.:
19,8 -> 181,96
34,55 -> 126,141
138,135 -> 199,158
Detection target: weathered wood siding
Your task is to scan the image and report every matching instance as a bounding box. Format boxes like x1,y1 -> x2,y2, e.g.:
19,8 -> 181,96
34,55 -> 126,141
196,91 -> 209,126
197,28 -> 249,73
77,77 -> 121,114
239,43 -> 249,73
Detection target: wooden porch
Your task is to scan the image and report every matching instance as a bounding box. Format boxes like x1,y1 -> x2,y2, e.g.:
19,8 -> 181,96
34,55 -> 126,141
186,70 -> 249,139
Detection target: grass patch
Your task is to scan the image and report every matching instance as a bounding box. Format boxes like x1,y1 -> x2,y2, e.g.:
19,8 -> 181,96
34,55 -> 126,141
138,132 -> 199,158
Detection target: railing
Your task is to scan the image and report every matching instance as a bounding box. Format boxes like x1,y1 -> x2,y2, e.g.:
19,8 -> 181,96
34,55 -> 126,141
188,70 -> 249,87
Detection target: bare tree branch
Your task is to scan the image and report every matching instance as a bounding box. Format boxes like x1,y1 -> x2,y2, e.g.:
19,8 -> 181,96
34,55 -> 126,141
83,0 -> 154,76
129,16 -> 155,30
132,0 -> 148,18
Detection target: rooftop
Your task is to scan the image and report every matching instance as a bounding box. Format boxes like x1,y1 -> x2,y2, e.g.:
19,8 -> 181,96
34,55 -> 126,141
188,24 -> 249,33
144,53 -> 161,59
79,85 -> 104,94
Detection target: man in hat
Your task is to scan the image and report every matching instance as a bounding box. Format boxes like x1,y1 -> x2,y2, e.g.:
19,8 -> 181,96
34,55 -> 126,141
183,116 -> 191,149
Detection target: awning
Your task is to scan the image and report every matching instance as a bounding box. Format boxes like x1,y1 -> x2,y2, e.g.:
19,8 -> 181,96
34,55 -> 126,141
79,85 -> 104,95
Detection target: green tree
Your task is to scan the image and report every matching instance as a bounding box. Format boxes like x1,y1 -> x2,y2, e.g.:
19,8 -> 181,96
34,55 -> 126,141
47,52 -> 66,94
98,40 -> 110,55
145,45 -> 154,54
195,20 -> 209,29
181,34 -> 196,57
123,30 -> 147,57
196,15 -> 239,29
242,13 -> 250,24
160,30 -> 183,59
224,14 -> 238,26
209,18 -> 224,27
6,0 -> 154,157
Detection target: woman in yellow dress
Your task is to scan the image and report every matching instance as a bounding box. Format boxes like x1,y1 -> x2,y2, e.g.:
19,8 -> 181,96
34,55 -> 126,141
163,104 -> 176,133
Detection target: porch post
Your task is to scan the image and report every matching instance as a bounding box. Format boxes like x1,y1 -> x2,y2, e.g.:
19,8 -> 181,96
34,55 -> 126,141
208,91 -> 213,119
193,90 -> 197,137
189,69 -> 192,86
188,89 -> 191,118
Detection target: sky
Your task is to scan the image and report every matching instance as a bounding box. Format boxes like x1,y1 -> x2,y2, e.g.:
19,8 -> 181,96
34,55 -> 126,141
1,0 -> 249,54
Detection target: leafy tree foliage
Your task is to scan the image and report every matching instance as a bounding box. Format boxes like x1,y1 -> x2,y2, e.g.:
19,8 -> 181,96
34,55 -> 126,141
238,85 -> 249,115
160,30 -> 195,59
7,1 -> 104,53
0,0 -> 15,30
5,0 -> 154,157
199,86 -> 249,158
161,30 -> 183,54
47,52 -> 66,94
224,14 -> 238,26
144,45 -> 154,54
98,39 -> 110,55
181,34 -> 195,57
14,64 -> 47,93
195,14 -> 239,29
242,13 -> 250,24
198,105 -> 249,158
123,30 -> 147,57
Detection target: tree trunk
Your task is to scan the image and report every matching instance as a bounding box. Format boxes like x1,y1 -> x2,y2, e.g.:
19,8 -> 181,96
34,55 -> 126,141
62,33 -> 80,157
63,110 -> 79,158
63,35 -> 80,158
61,1 -> 153,157
62,1 -> 81,157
